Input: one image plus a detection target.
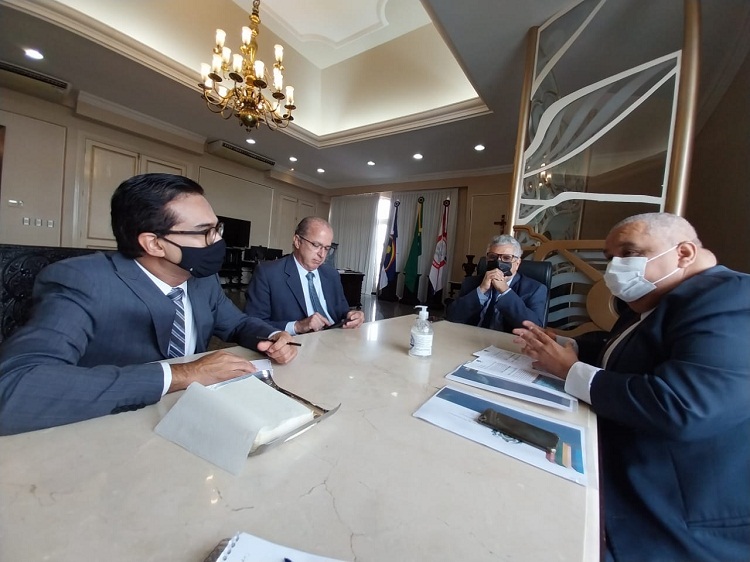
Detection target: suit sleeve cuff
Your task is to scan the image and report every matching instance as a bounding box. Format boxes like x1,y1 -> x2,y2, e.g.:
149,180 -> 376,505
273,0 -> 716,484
476,288 -> 489,304
564,361 -> 598,404
284,322 -> 298,335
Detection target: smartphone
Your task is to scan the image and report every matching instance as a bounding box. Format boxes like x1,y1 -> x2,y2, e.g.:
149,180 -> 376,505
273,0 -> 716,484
323,319 -> 346,330
477,408 -> 559,453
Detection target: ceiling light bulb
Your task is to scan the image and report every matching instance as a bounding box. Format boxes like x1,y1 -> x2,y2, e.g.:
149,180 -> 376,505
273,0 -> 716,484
413,153 -> 423,160
367,161 -> 375,166
246,138 -> 256,144
24,48 -> 43,60
474,144 -> 485,151
289,156 -> 297,162
317,168 -> 325,173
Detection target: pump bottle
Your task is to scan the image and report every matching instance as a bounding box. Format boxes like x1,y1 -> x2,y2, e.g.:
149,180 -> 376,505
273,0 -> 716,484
409,305 -> 433,357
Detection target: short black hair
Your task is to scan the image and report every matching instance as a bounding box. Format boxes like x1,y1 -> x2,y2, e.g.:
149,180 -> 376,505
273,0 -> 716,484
110,173 -> 204,258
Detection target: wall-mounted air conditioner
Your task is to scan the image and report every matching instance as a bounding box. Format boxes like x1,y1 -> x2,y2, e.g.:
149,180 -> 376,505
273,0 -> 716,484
205,140 -> 276,171
0,60 -> 71,102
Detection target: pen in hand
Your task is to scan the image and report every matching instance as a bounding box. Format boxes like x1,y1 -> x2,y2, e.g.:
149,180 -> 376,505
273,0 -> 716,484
255,335 -> 303,347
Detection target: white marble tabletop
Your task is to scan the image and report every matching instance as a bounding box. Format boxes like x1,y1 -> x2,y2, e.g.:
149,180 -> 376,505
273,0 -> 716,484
0,316 -> 599,561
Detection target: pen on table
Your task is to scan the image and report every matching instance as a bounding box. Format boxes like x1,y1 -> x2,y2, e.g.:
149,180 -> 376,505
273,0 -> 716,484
255,335 -> 303,347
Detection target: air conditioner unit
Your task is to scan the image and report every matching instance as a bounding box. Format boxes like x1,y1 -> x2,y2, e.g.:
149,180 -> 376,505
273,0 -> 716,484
205,140 -> 276,171
0,60 -> 71,102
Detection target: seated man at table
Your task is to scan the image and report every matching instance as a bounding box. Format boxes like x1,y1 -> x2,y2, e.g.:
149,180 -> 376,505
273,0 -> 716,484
513,213 -> 750,562
245,217 -> 364,334
446,234 -> 547,332
0,173 -> 297,436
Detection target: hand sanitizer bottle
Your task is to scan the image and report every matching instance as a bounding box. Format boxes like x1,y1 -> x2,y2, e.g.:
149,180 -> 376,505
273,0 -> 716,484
409,305 -> 433,357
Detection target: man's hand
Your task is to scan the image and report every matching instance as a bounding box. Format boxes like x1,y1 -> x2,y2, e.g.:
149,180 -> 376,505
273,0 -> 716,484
512,321 -> 578,379
256,331 -> 298,364
479,269 -> 511,294
294,312 -> 330,334
168,350 -> 258,392
341,310 -> 364,329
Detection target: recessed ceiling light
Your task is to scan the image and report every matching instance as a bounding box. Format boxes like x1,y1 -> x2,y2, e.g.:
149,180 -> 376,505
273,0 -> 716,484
367,161 -> 375,166
246,138 -> 256,144
474,144 -> 485,151
317,168 -> 325,173
413,153 -> 423,160
289,156 -> 297,162
24,48 -> 43,60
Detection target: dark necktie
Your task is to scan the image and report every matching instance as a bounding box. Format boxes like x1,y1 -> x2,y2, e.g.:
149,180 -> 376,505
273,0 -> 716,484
306,271 -> 328,317
167,287 -> 186,358
480,289 -> 497,328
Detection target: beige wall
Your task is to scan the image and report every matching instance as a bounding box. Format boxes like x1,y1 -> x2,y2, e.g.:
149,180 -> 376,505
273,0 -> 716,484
332,172 -> 514,282
687,51 -> 750,273
0,87 -> 329,251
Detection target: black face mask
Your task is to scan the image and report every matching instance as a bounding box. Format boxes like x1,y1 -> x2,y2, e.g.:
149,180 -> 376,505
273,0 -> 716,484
165,238 -> 226,278
486,259 -> 513,277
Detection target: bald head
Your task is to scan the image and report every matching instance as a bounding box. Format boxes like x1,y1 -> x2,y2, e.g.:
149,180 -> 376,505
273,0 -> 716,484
611,213 -> 701,248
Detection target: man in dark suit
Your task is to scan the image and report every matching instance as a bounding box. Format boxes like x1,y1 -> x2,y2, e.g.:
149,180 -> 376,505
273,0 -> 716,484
245,217 -> 364,334
0,173 -> 297,436
446,234 -> 547,332
514,213 -> 750,562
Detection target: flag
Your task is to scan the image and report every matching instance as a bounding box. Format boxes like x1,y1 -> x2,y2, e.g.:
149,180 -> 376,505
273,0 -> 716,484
428,199 -> 450,296
378,201 -> 399,290
403,197 -> 423,294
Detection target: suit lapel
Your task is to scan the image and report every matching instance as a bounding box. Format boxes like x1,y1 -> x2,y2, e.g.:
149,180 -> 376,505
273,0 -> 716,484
187,276 -> 215,353
111,253 -> 174,357
284,256 -> 308,315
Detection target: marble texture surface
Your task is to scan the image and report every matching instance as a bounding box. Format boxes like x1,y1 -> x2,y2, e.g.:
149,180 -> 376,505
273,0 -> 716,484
0,316 -> 599,561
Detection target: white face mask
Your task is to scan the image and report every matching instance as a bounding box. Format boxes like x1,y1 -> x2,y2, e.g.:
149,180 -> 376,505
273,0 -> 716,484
603,245 -> 680,302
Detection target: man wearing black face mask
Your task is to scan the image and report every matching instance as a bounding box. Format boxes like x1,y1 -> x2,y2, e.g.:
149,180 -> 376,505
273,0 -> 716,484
446,234 -> 547,332
0,173 -> 298,435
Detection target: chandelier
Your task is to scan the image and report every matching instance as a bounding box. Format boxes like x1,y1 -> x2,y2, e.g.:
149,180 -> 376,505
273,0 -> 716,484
199,0 -> 296,131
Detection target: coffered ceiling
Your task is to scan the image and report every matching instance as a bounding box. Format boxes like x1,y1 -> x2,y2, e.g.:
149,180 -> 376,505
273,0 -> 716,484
1,0 -> 749,190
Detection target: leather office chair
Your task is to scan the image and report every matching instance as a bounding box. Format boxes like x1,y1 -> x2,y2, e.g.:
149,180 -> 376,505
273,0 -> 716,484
476,256 -> 553,326
0,244 -> 97,343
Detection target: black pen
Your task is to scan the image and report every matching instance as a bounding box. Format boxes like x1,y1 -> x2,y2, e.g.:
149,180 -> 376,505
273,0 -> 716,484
255,335 -> 302,347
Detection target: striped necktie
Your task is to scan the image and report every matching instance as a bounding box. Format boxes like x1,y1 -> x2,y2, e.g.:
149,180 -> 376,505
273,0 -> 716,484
306,271 -> 328,317
167,287 -> 186,358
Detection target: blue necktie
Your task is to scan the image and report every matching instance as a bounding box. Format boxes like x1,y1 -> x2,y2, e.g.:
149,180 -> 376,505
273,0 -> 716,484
167,287 -> 186,358
306,271 -> 328,317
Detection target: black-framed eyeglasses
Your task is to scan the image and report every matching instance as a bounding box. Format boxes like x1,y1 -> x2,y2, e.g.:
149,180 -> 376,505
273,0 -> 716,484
297,234 -> 334,254
160,222 -> 224,246
486,252 -> 519,263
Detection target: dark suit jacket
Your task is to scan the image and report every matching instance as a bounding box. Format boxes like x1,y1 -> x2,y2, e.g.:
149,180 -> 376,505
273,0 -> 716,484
0,252 -> 277,435
244,254 -> 351,332
445,273 -> 547,331
583,266 -> 750,561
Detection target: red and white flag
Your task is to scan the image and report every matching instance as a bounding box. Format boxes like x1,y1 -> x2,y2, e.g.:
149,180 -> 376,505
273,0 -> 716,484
428,199 -> 450,295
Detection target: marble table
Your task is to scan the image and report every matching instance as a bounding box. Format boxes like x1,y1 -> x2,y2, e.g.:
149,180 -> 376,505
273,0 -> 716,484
0,316 -> 599,561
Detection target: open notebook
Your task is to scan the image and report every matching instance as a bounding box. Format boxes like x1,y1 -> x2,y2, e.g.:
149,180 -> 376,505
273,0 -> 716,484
155,375 -> 314,474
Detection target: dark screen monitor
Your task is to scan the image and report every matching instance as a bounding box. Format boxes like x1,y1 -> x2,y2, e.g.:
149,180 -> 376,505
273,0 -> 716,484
217,215 -> 251,248
265,248 -> 284,260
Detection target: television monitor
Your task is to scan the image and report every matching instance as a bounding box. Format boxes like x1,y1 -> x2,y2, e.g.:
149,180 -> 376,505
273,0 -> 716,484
217,215 -> 251,248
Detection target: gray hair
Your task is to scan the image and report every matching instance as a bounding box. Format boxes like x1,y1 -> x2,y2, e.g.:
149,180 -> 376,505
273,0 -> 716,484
487,234 -> 522,257
613,213 -> 701,247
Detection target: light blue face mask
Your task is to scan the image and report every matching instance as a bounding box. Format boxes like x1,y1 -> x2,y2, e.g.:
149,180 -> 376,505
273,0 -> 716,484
603,245 -> 680,302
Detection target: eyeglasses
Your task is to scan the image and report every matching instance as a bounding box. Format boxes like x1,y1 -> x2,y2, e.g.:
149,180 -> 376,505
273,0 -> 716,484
160,222 -> 224,246
297,234 -> 334,254
486,253 -> 519,263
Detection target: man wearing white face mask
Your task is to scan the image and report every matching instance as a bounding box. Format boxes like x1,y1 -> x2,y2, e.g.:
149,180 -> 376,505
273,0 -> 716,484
513,212 -> 750,562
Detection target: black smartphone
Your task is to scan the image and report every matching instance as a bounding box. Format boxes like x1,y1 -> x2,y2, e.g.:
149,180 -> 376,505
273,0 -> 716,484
477,408 -> 559,453
323,319 -> 346,330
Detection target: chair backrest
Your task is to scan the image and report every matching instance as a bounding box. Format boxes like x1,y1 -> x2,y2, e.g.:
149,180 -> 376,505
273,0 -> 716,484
476,256 -> 553,326
0,244 -> 97,343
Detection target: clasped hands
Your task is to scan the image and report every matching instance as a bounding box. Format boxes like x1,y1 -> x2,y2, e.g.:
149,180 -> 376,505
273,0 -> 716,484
169,331 -> 297,392
294,310 -> 365,334
480,269 -> 511,295
512,320 -> 578,379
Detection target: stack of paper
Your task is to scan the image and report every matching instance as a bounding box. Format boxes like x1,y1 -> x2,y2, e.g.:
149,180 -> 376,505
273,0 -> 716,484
204,532 -> 346,562
155,375 -> 314,474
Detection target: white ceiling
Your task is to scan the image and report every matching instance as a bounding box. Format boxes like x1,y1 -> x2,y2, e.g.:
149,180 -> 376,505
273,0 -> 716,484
1,0 -> 749,190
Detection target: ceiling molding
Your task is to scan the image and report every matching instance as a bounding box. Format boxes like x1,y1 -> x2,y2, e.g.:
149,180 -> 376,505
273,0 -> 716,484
284,98 -> 491,149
